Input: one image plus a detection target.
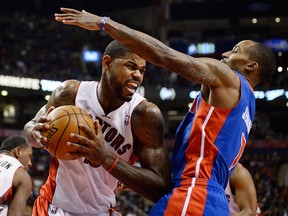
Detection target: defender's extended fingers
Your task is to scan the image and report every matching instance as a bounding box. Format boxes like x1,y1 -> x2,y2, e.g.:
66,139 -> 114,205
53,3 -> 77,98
60,8 -> 81,14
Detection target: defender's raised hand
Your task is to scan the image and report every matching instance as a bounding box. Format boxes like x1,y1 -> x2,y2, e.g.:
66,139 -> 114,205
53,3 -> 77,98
55,8 -> 102,31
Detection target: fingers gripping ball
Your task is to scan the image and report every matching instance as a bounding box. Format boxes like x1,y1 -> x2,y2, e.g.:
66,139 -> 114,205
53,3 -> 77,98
42,105 -> 94,160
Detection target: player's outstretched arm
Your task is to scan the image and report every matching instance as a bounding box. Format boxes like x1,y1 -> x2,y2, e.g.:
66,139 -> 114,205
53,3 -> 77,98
54,8 -> 234,88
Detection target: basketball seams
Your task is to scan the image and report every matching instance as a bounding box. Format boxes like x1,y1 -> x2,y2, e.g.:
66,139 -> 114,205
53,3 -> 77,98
69,106 -> 81,135
52,109 -> 71,157
68,106 -> 92,129
79,109 -> 94,129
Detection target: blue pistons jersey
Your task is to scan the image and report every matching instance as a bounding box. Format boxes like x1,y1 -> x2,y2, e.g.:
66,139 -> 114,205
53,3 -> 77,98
150,72 -> 256,216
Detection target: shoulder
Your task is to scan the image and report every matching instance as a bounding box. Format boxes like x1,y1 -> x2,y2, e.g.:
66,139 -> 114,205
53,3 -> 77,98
131,101 -> 164,131
47,79 -> 81,107
61,79 -> 81,90
54,79 -> 80,94
13,167 -> 32,189
132,100 -> 163,120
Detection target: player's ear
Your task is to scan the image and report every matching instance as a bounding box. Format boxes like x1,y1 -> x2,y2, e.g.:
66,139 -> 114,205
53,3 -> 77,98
245,61 -> 258,72
102,55 -> 112,72
12,147 -> 22,159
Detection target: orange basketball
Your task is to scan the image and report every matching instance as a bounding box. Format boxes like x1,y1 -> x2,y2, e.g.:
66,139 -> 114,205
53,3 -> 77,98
41,105 -> 95,160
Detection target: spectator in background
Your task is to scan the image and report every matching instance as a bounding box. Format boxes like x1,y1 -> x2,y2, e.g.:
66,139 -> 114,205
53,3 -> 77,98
225,163 -> 262,216
0,135 -> 33,216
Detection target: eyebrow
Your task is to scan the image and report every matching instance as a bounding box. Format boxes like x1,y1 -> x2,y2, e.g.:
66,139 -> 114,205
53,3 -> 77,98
127,60 -> 146,70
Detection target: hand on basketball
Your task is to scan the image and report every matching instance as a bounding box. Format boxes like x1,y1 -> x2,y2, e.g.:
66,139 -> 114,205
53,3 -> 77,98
67,119 -> 108,164
31,106 -> 54,149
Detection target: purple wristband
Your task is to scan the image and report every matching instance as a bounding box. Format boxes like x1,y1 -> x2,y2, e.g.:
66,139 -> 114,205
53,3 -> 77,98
100,16 -> 109,31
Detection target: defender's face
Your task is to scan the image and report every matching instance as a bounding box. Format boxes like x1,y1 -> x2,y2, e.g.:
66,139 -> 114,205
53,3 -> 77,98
109,53 -> 146,101
18,146 -> 33,171
221,40 -> 255,73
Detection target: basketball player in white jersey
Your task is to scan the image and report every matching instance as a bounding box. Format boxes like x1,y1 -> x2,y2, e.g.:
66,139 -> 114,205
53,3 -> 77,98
225,163 -> 262,216
24,40 -> 172,216
0,135 -> 33,216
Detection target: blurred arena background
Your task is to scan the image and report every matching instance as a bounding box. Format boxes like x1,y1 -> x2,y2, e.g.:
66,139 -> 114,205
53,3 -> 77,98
0,0 -> 287,215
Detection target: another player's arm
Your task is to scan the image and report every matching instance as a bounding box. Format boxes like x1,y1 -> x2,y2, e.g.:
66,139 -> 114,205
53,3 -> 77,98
55,9 -> 219,84
55,9 -> 240,108
104,19 -> 241,109
8,168 -> 32,216
231,165 -> 257,216
23,79 -> 80,148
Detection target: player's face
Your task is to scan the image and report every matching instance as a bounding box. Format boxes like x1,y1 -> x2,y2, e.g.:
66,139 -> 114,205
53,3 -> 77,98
18,146 -> 33,171
221,40 -> 254,73
109,53 -> 146,101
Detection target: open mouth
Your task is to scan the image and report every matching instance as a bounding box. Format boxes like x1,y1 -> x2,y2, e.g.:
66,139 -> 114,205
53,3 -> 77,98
126,82 -> 138,93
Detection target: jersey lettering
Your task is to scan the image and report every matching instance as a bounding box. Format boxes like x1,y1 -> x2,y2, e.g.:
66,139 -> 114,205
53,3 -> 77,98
98,118 -> 111,133
0,161 -> 12,169
95,116 -> 131,155
110,134 -> 125,150
242,106 -> 252,134
83,114 -> 132,168
105,128 -> 117,142
117,144 -> 132,155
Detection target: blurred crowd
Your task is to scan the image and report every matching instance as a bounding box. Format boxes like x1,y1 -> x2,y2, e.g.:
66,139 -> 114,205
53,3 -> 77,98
240,149 -> 288,216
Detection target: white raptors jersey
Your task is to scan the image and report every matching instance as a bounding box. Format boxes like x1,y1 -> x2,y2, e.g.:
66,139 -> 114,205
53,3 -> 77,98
51,81 -> 145,215
225,181 -> 262,216
0,154 -> 22,215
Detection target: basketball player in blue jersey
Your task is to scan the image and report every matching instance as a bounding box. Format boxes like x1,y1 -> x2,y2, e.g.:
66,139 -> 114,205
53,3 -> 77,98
24,40 -> 172,216
53,8 -> 276,216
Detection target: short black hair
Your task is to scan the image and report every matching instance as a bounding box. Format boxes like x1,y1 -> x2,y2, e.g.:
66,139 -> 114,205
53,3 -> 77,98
0,135 -> 28,152
103,40 -> 131,60
249,41 -> 276,82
